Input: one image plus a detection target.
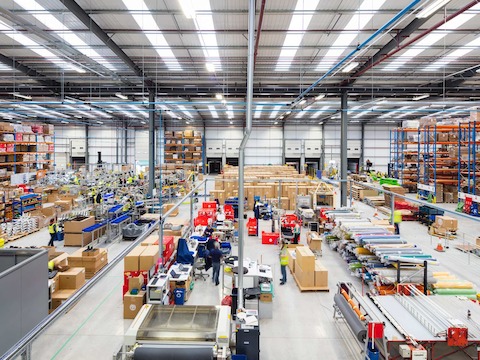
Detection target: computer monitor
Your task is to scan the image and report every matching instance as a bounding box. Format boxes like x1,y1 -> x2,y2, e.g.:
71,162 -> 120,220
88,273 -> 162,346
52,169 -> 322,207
309,222 -> 319,232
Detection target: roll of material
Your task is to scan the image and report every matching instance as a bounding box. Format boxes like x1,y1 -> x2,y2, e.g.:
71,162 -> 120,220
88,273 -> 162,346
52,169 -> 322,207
433,281 -> 474,289
133,345 -> 214,360
434,288 -> 478,296
334,293 -> 367,342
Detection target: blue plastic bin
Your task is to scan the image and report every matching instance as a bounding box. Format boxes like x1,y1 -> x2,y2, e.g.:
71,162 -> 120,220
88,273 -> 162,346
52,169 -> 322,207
366,342 -> 379,360
232,355 -> 247,360
174,288 -> 186,305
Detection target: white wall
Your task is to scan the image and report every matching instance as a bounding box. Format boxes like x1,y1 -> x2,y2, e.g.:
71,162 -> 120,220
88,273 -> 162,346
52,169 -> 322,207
364,124 -> 393,172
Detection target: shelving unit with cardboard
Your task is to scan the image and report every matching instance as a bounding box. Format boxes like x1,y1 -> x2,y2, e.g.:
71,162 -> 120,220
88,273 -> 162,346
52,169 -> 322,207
389,127 -> 419,193
0,122 -> 55,178
164,130 -> 204,171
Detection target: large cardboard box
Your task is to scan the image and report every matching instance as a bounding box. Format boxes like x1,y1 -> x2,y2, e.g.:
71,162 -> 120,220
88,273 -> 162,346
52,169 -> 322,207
64,232 -> 92,247
295,246 -> 315,272
123,291 -> 146,319
124,246 -> 146,271
294,262 -> 314,288
141,235 -> 158,246
435,216 -> 458,231
307,232 -> 322,252
59,267 -> 86,290
287,249 -> 296,272
51,289 -> 76,310
314,260 -> 328,288
54,200 -> 72,212
162,203 -> 179,217
63,216 -> 95,233
128,276 -> 144,292
139,246 -> 159,271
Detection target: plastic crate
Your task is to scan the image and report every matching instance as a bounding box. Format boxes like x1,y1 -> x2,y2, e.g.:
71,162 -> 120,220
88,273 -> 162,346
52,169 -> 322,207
261,231 -> 279,245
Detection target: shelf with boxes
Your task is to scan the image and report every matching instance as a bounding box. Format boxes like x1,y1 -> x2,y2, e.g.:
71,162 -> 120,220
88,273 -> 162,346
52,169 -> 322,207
0,122 -> 54,177
164,130 -> 204,169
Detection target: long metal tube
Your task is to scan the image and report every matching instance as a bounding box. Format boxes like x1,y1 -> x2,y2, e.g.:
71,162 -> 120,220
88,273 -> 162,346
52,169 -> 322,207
237,0 -> 255,311
148,92 -> 155,197
340,91 -> 348,207
293,0 -> 421,103
346,0 -> 480,82
253,0 -> 266,68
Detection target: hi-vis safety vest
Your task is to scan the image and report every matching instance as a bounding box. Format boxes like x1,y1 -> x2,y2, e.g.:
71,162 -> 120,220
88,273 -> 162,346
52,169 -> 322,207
280,248 -> 288,266
48,224 -> 57,234
393,210 -> 402,224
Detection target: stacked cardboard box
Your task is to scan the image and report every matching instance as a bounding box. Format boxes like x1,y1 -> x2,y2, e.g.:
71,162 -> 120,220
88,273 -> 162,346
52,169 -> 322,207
431,216 -> 458,236
67,248 -> 108,279
124,291 -> 146,319
124,245 -> 160,272
63,216 -> 96,246
383,185 -> 406,208
294,247 -> 315,288
51,267 -> 86,311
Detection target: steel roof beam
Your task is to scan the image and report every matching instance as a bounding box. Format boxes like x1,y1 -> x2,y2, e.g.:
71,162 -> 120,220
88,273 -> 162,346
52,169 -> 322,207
59,0 -> 156,91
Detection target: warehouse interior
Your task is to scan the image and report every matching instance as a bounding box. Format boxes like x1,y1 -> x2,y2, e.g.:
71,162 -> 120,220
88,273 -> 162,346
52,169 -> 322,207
1,0 -> 480,359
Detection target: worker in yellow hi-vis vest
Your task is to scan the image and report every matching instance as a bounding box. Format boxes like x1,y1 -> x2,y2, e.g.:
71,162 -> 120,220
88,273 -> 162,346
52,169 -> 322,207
393,209 -> 402,235
279,241 -> 288,285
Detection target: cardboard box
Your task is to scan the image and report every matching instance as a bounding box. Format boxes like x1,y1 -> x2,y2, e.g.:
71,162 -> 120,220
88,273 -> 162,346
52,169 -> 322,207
141,235 -> 158,246
162,203 -> 178,217
259,293 -> 272,302
51,289 -> 76,310
51,252 -> 68,268
41,246 -> 56,258
295,246 -> 315,272
287,249 -> 296,272
314,260 -> 328,288
59,267 -> 85,290
128,276 -> 144,292
124,246 -> 146,271
63,216 -> 95,233
82,248 -> 100,257
437,133 -> 449,142
435,216 -> 458,231
64,232 -> 92,247
54,200 -> 72,212
294,262 -> 314,287
307,232 -> 322,252
123,291 -> 146,319
184,129 -> 194,137
139,246 -> 159,271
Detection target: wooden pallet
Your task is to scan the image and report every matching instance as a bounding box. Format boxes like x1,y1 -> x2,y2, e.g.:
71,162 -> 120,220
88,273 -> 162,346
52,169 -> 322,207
455,244 -> 476,253
6,228 -> 41,242
364,196 -> 385,207
292,273 -> 329,292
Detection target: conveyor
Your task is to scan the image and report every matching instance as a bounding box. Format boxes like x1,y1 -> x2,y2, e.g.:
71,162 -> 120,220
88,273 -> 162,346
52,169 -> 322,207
334,282 -> 480,359
123,305 -> 231,360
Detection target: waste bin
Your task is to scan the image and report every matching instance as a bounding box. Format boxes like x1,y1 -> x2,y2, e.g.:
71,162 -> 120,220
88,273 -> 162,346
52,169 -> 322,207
174,288 -> 186,305
366,342 -> 379,360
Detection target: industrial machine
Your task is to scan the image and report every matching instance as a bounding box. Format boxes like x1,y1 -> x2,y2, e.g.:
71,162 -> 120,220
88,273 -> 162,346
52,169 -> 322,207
333,282 -> 480,360
122,305 -> 232,360
146,273 -> 170,305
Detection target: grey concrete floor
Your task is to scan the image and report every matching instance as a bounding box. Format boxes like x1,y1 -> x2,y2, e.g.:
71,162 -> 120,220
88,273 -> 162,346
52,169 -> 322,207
6,179 -> 480,360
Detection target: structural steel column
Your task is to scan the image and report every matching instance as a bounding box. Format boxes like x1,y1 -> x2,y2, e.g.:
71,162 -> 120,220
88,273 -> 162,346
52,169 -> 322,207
360,122 -> 365,171
148,92 -> 155,197
124,127 -> 128,163
85,125 -> 89,167
320,123 -> 325,171
340,91 -> 348,207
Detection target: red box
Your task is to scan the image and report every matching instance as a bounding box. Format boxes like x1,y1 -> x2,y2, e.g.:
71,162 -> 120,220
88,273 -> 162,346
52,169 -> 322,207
261,232 -> 279,245
202,201 -> 217,209
15,133 -> 23,141
6,144 -> 14,153
194,215 -> 209,227
367,322 -> 384,339
163,236 -> 174,261
0,144 -> 5,153
48,144 -> 54,151
31,125 -> 43,134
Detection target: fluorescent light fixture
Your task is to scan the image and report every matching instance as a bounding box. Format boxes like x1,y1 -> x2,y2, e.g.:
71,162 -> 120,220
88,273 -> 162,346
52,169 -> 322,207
295,111 -> 305,119
274,121 -> 278,125
178,105 -> 192,118
192,0 -> 222,71
315,94 -> 325,100
61,120 -> 68,124
285,110 -> 292,115
385,120 -> 396,123
208,105 -> 218,118
342,62 -> 359,73
316,0 -> 386,71
254,105 -> 263,119
269,105 -> 281,118
275,0 -> 320,71
186,121 -> 190,124
216,93 -> 223,100
351,120 -> 360,123
141,121 -> 146,124
115,93 -> 128,100
123,0 -> 182,71
226,105 -> 234,119
299,99 -> 307,106
229,121 -> 233,125
14,0 -> 116,71
178,0 -> 196,18
0,20 -> 84,73
97,121 -> 103,124
10,93 -> 32,100
206,62 -> 215,72
425,36 -> 480,71
416,0 -> 451,19
221,99 -> 227,105
318,122 -> 324,125
412,94 -> 430,101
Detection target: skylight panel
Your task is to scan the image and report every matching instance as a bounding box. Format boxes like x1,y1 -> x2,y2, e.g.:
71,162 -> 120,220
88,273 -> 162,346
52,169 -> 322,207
312,106 -> 330,118
275,0 -> 320,71
178,105 -> 192,118
295,111 -> 306,119
316,0 -> 386,71
123,0 -> 182,71
189,0 -> 222,71
254,105 -> 263,119
269,105 -> 281,118
208,105 -> 219,118
14,0 -> 116,71
424,36 -> 480,71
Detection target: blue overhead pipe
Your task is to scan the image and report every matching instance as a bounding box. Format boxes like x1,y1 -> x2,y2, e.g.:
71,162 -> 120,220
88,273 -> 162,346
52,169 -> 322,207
294,0 -> 422,103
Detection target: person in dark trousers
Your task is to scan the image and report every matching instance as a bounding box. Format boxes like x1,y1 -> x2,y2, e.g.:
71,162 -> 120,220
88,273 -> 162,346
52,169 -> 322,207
279,241 -> 288,285
366,159 -> 373,173
293,222 -> 301,244
48,219 -> 58,247
210,242 -> 223,286
203,224 -> 214,238
205,236 -> 218,271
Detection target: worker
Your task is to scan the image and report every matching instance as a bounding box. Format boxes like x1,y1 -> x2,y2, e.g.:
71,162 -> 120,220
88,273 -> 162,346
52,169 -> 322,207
203,224 -> 214,238
393,209 -> 402,235
48,219 -> 58,247
279,241 -> 288,285
366,159 -> 373,173
73,175 -> 80,185
293,222 -> 301,244
210,242 -> 223,286
127,175 -> 133,184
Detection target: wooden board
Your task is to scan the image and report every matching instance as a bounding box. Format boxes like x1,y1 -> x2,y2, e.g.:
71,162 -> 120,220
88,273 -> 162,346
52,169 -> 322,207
455,244 -> 476,253
292,272 -> 329,292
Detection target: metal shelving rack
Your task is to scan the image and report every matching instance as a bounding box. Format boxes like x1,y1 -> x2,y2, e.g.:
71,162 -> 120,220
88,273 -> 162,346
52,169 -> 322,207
164,131 -> 204,171
389,127 -> 419,192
